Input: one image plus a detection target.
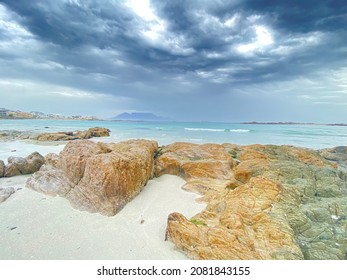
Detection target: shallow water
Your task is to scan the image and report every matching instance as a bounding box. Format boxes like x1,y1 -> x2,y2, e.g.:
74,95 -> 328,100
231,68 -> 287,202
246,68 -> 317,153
1,119 -> 347,151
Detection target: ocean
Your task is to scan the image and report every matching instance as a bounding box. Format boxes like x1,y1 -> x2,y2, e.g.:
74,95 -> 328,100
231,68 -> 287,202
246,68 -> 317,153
1,119 -> 347,150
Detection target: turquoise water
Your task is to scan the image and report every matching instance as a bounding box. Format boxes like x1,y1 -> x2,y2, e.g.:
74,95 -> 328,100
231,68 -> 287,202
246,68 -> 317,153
1,119 -> 347,149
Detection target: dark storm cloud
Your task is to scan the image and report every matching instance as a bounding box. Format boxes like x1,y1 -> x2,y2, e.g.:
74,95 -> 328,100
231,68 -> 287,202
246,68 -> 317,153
240,0 -> 347,32
2,0 -> 346,80
0,0 -> 347,121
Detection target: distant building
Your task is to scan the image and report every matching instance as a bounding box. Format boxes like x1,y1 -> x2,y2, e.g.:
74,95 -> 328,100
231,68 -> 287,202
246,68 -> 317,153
0,108 -> 9,117
30,111 -> 46,118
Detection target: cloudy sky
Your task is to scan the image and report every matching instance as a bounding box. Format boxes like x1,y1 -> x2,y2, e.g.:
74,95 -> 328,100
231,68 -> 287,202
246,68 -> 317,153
0,0 -> 346,122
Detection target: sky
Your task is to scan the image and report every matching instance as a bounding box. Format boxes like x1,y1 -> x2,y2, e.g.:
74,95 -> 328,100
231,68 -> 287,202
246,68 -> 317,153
0,0 -> 347,122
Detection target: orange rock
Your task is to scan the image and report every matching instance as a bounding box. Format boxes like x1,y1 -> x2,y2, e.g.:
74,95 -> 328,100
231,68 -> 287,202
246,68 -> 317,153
234,159 -> 268,183
288,147 -> 326,167
181,161 -> 233,179
239,149 -> 268,161
27,139 -> 157,216
155,142 -> 236,180
166,176 -> 303,260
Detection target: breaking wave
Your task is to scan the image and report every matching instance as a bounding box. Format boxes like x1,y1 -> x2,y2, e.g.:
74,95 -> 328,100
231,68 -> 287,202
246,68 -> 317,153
184,128 -> 250,133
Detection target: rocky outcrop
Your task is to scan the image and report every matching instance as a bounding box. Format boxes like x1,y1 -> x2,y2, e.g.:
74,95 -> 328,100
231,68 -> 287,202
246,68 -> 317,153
0,187 -> 15,203
26,139 -> 158,216
0,127 -> 110,141
161,142 -> 347,260
23,140 -> 347,259
0,160 -> 4,177
160,143 -> 303,260
3,152 -> 45,177
35,127 -> 110,141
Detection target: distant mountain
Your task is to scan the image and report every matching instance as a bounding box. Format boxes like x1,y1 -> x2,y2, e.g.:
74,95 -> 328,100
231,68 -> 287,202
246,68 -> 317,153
112,112 -> 171,122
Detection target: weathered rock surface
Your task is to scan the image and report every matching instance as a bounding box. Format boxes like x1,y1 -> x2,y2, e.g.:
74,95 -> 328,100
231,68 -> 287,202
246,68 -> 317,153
3,152 -> 45,177
0,187 -> 15,203
0,160 -> 4,177
35,127 -> 110,141
161,142 -> 347,260
23,140 -> 347,259
26,139 -> 158,216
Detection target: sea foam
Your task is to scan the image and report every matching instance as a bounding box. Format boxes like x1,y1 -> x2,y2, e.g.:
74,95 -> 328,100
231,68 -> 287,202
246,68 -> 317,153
184,128 -> 250,133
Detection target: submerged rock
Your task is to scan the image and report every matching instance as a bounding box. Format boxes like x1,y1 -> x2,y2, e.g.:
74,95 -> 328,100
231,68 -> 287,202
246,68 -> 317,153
27,139 -> 158,216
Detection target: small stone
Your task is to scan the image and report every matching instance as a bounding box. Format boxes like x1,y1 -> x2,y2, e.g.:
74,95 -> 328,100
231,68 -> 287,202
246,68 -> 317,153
0,187 -> 15,203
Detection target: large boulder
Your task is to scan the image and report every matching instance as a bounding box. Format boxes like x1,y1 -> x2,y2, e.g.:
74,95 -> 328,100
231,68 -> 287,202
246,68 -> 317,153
35,127 -> 110,141
4,152 -> 45,177
27,139 -> 158,216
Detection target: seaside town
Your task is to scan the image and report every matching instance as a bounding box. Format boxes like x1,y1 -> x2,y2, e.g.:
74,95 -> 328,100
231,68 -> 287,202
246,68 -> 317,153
0,107 -> 98,120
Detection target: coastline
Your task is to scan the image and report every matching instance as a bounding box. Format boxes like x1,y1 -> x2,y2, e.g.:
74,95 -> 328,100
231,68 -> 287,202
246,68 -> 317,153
0,124 -> 347,260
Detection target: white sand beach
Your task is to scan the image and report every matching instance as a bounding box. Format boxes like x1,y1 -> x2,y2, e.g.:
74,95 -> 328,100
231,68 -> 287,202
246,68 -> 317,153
0,139 -> 205,259
0,173 -> 205,260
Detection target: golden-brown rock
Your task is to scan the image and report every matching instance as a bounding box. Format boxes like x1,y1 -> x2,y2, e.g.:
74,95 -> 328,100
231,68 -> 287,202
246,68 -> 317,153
35,127 -> 110,141
166,176 -> 303,260
164,142 -> 347,260
26,139 -> 157,216
155,142 -> 236,180
234,158 -> 268,183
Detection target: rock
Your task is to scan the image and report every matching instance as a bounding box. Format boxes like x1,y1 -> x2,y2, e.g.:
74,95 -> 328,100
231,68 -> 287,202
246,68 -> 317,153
166,177 -> 303,260
21,140 -> 347,259
35,133 -> 79,141
163,142 -> 347,260
4,152 -> 45,177
26,139 -> 158,216
234,158 -> 268,183
0,160 -> 4,177
0,130 -> 34,141
0,187 -> 15,203
35,127 -> 110,141
76,127 -> 111,138
320,146 -> 347,166
155,142 -> 236,179
26,165 -> 74,196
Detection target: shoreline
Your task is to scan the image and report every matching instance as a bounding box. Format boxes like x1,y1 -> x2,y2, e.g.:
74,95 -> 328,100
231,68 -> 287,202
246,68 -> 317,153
0,128 -> 347,260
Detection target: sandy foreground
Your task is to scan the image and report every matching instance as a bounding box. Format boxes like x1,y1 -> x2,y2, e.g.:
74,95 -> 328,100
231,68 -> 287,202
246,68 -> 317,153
0,174 -> 205,260
0,141 -> 205,260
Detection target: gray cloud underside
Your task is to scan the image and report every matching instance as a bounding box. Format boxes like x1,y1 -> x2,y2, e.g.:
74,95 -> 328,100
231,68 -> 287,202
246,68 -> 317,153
0,0 -> 347,121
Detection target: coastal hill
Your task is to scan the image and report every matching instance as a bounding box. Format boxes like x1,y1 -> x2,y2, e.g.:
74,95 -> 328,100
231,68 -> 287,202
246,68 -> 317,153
112,112 -> 170,122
